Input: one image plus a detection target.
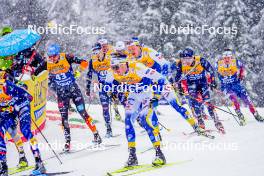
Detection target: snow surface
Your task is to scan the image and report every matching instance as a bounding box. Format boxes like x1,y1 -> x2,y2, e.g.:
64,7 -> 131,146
7,101 -> 264,176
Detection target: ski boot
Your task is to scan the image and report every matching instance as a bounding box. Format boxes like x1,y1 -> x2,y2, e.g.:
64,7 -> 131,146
202,112 -> 209,120
105,123 -> 113,138
69,104 -> 76,112
115,112 -> 121,121
31,158 -> 46,175
198,117 -> 205,129
193,124 -> 205,135
235,110 -> 246,126
215,121 -> 225,134
152,146 -> 166,166
93,131 -> 102,144
125,147 -> 138,167
17,155 -> 28,168
63,140 -> 71,152
0,160 -> 7,176
254,112 -> 264,122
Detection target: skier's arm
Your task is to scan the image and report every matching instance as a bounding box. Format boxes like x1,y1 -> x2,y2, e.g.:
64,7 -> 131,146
33,60 -> 47,76
104,70 -> 123,94
237,59 -> 245,81
137,63 -> 168,87
174,61 -> 183,83
148,48 -> 164,74
201,58 -> 217,88
6,80 -> 33,102
66,54 -> 88,71
30,51 -> 45,68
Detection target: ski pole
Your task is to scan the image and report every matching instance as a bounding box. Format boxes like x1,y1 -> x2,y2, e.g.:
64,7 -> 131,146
226,105 -> 241,126
158,122 -> 171,132
180,91 -> 239,117
31,119 -> 63,165
175,61 -> 201,84
213,89 -> 241,126
86,96 -> 92,112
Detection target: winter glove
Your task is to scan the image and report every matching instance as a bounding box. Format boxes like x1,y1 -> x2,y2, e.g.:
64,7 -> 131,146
85,88 -> 90,97
31,75 -> 36,81
74,70 -> 81,78
210,80 -> 217,90
22,65 -> 34,75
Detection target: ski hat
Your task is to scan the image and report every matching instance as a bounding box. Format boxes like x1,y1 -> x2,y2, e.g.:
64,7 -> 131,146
92,43 -> 102,55
47,43 -> 60,56
0,26 -> 13,37
179,48 -> 194,58
110,53 -> 128,65
222,49 -> 233,57
115,41 -> 126,51
127,37 -> 141,46
98,38 -> 108,45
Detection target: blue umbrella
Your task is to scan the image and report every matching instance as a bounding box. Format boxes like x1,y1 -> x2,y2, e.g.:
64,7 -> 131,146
0,29 -> 41,57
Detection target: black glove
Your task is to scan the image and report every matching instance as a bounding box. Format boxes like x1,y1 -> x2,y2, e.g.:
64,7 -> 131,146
176,83 -> 184,96
86,89 -> 90,97
210,80 -> 217,90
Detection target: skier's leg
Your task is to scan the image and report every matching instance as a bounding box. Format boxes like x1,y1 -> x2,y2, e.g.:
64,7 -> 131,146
99,91 -> 112,136
188,84 -> 206,128
236,85 -> 263,121
161,86 -> 196,128
110,93 -> 121,120
7,119 -> 28,168
117,92 -> 127,106
0,123 -> 8,175
138,93 -> 165,165
223,87 -> 246,125
229,94 -> 241,112
124,92 -> 141,166
71,84 -> 101,143
18,104 -> 46,173
138,100 -> 160,147
58,95 -> 71,144
202,86 -> 225,133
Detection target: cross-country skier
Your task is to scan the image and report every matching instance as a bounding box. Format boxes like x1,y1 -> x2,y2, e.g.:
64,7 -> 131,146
87,41 -> 114,137
0,26 -> 30,168
127,38 -> 198,127
105,54 -> 203,167
87,40 -> 124,137
0,71 -> 46,175
34,43 -> 102,151
127,37 -> 170,77
174,48 -> 225,133
215,49 -> 264,125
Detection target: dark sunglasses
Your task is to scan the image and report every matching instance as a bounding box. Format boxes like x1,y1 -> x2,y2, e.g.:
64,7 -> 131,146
111,65 -> 120,70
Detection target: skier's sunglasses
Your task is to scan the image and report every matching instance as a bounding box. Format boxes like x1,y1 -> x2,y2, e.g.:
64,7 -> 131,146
111,64 -> 121,71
